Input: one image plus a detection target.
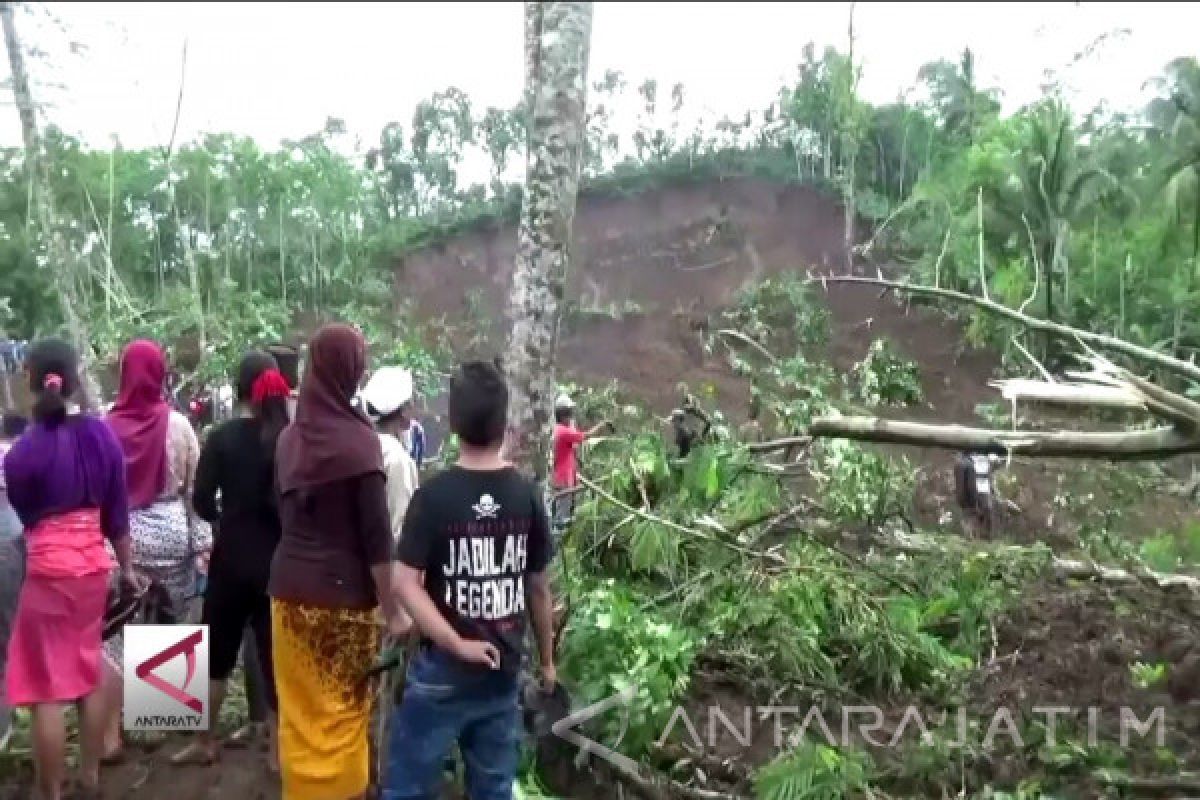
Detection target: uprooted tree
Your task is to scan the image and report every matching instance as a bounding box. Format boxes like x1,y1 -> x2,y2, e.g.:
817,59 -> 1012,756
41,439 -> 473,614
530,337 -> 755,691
805,274 -> 1200,460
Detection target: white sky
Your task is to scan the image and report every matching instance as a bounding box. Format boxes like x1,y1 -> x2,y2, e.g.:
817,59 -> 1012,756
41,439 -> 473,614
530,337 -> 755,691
0,1 -> 1196,158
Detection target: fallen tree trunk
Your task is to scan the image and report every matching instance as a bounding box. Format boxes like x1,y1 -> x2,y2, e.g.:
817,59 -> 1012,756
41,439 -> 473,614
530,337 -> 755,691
819,275 -> 1200,386
807,416 -> 1200,460
804,276 -> 1200,460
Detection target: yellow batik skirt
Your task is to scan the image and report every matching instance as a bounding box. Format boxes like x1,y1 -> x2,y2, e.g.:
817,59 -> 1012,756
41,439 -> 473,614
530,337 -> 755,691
272,599 -> 381,800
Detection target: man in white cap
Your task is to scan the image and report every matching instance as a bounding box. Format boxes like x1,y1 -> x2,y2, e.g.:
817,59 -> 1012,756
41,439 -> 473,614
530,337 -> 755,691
359,366 -> 421,549
551,392 -> 612,536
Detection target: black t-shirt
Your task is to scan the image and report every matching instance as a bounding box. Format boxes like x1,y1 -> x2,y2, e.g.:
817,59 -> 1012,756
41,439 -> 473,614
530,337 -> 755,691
397,465 -> 553,674
193,417 -> 282,591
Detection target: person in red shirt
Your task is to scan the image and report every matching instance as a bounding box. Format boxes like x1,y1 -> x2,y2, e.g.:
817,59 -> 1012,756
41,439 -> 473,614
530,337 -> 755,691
550,393 -> 611,535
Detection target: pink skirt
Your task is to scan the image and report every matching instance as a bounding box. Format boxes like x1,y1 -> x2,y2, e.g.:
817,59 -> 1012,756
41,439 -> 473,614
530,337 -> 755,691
5,571 -> 109,705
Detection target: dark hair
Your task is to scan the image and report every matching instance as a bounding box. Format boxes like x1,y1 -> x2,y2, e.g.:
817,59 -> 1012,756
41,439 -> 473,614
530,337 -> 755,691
236,350 -> 278,404
235,351 -> 289,464
555,406 -> 573,425
1,413 -> 27,439
448,360 -> 508,447
27,338 -> 80,426
256,395 -> 290,459
265,344 -> 299,390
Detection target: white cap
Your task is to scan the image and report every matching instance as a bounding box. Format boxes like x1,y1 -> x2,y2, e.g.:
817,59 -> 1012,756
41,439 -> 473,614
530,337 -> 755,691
360,366 -> 414,418
554,393 -> 576,411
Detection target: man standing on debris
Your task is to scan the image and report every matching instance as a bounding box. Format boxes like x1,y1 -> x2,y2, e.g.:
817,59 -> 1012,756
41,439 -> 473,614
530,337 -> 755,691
551,393 -> 611,536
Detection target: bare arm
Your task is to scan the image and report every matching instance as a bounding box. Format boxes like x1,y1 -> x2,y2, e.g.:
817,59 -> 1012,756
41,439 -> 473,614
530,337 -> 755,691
358,473 -> 402,624
396,564 -> 460,653
371,563 -> 401,623
396,564 -> 499,669
585,421 -> 611,438
112,533 -> 136,579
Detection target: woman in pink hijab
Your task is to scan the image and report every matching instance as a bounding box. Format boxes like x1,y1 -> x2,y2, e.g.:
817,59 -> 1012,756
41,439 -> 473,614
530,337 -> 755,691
100,340 -> 211,762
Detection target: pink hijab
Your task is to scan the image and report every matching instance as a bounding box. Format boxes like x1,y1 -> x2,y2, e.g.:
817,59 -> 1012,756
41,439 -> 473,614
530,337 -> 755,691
107,340 -> 171,510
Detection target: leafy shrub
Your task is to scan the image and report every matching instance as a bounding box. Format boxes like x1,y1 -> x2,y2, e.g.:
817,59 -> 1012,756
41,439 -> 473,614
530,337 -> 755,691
853,338 -> 923,407
725,275 -> 830,348
763,354 -> 838,432
704,557 -> 971,696
1138,522 -> 1200,573
558,581 -> 700,757
813,439 -> 913,524
1130,661 -> 1168,689
755,743 -> 871,800
92,287 -> 291,389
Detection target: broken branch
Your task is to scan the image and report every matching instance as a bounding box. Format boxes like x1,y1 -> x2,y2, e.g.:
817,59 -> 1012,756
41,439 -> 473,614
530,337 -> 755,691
818,276 -> 1200,385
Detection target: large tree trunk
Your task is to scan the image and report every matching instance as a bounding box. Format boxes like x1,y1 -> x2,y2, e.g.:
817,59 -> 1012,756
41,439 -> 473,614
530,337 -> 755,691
503,1 -> 593,478
2,2 -> 101,405
808,416 -> 1200,460
808,277 -> 1200,461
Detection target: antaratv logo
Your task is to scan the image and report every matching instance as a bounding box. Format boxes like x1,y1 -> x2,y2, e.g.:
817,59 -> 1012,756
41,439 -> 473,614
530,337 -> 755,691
123,625 -> 209,732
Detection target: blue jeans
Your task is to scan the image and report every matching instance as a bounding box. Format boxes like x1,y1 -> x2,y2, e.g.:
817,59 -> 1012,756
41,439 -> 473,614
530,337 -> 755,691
383,648 -> 519,800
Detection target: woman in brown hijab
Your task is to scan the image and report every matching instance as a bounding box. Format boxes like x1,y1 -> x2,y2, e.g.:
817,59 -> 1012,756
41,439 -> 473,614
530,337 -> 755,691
269,324 -> 403,800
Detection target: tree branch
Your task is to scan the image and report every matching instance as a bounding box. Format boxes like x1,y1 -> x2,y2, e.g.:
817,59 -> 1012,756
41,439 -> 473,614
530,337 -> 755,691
162,39 -> 187,162
807,415 -> 1200,460
817,276 -> 1200,385
577,475 -> 785,563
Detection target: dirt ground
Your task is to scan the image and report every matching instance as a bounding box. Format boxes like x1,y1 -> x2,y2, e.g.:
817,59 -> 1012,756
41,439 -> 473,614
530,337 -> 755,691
5,178 -> 1197,797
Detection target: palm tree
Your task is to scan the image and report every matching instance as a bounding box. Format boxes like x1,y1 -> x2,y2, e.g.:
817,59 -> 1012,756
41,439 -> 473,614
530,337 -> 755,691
1147,58 -> 1200,278
994,102 -> 1118,332
1145,58 -> 1200,357
917,48 -> 1001,146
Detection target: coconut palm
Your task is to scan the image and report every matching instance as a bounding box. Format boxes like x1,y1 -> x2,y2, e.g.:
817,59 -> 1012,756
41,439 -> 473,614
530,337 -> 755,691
917,48 -> 1001,146
994,101 -> 1119,328
1147,58 -> 1200,262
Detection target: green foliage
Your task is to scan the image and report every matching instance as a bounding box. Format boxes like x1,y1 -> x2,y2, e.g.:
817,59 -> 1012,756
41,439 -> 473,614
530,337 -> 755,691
609,432 -> 672,507
558,580 -> 700,757
1130,661 -> 1168,689
853,338 -> 923,406
755,743 -> 871,800
725,274 -> 830,349
763,354 -> 838,432
90,286 -> 290,386
680,444 -> 738,505
1137,522 -> 1200,572
704,548 -> 976,696
812,439 -> 914,524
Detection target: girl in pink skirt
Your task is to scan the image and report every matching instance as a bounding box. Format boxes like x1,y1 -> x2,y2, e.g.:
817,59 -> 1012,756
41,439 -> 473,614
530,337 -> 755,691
3,339 -> 139,800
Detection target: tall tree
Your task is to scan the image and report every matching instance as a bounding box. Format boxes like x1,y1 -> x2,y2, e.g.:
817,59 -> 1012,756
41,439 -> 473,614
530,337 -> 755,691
994,102 -> 1117,331
1148,57 -> 1200,298
504,1 -> 593,478
917,48 -> 1001,147
836,2 -> 865,264
1,1 -> 100,401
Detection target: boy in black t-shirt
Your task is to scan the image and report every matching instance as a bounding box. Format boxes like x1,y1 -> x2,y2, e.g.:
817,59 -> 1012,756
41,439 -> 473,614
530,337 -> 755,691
384,361 -> 556,800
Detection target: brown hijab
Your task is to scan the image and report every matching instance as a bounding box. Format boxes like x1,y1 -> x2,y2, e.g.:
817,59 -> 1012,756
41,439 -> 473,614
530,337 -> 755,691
276,324 -> 381,493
